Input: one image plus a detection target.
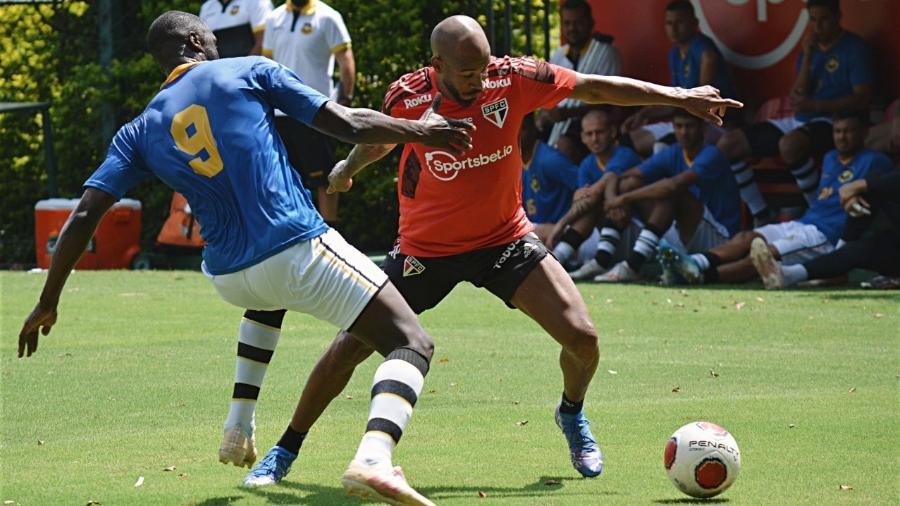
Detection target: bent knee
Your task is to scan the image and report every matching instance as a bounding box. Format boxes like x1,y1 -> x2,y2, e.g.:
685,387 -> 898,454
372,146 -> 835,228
561,318 -> 600,358
778,132 -> 809,163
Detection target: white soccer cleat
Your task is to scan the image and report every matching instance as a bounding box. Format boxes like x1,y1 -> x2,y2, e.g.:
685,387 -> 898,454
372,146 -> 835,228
341,459 -> 435,506
593,261 -> 639,283
749,237 -> 783,290
568,259 -> 607,281
219,424 -> 257,468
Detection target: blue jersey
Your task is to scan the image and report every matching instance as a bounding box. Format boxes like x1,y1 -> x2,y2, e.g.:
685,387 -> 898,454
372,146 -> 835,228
795,32 -> 872,123
85,57 -> 329,275
577,144 -> 641,188
797,149 -> 892,243
639,143 -> 741,235
522,142 -> 580,224
669,33 -> 737,101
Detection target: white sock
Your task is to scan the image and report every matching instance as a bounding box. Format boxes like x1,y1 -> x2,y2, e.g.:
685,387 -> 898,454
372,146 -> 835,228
691,253 -> 710,272
553,242 -> 576,265
782,264 -> 809,287
354,350 -> 426,468
224,318 -> 281,432
731,161 -> 768,216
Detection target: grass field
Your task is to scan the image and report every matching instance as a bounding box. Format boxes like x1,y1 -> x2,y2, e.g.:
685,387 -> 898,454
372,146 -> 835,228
1,270 -> 898,505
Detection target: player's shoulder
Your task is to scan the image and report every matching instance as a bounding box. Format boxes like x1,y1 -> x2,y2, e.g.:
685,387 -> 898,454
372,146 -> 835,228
692,32 -> 718,52
697,143 -> 729,165
382,67 -> 435,114
859,149 -> 892,168
838,31 -> 868,51
612,144 -> 640,161
490,55 -> 557,84
316,1 -> 343,17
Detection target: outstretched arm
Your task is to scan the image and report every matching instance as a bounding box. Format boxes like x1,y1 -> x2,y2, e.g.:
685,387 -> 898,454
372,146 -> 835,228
310,95 -> 472,152
19,188 -> 116,357
326,143 -> 397,194
568,74 -> 743,126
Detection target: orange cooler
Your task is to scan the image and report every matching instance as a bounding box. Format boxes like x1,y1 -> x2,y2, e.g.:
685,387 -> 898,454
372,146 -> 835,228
34,198 -> 142,269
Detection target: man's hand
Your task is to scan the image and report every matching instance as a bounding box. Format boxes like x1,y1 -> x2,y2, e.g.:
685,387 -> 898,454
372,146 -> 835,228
18,301 -> 58,358
801,29 -> 818,55
839,179 -> 870,216
676,85 -> 743,126
573,187 -> 593,201
417,93 -> 475,155
621,110 -> 648,132
604,194 -> 627,212
789,91 -> 816,114
327,160 -> 353,194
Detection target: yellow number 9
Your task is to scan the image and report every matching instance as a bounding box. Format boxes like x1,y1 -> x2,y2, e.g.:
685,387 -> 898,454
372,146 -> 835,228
171,104 -> 224,178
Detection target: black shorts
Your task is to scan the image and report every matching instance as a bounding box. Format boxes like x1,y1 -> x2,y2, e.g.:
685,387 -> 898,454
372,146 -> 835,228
381,233 -> 549,313
745,120 -> 834,158
274,116 -> 336,188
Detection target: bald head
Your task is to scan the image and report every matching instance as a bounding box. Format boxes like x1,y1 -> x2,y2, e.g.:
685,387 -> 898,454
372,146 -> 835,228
147,11 -> 218,73
431,15 -> 490,65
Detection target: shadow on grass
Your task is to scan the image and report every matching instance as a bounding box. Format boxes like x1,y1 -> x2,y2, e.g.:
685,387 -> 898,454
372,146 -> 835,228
191,496 -> 245,506
240,474 -> 617,504
653,498 -> 730,504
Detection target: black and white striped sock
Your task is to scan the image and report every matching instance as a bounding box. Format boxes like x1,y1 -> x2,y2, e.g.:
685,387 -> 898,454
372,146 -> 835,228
790,159 -> 820,205
731,161 -> 769,217
626,226 -> 661,271
354,347 -> 428,467
224,310 -> 284,432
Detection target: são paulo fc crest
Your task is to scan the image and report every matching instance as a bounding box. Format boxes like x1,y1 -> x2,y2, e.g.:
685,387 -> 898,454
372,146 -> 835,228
481,98 -> 509,128
403,256 -> 425,277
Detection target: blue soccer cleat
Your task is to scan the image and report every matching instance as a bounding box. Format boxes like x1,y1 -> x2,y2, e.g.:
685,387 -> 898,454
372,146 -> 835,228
555,406 -> 604,478
657,240 -> 702,284
242,446 -> 297,487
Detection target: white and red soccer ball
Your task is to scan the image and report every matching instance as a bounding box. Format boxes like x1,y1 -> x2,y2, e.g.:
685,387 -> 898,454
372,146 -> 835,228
664,421 -> 742,498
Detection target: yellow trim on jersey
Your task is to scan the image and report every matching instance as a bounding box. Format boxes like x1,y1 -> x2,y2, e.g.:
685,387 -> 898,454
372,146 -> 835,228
252,23 -> 266,33
262,48 -> 274,58
313,239 -> 379,293
241,316 -> 282,332
373,391 -> 414,408
682,148 -> 695,168
160,62 -> 202,88
286,0 -> 317,15
330,42 -> 352,54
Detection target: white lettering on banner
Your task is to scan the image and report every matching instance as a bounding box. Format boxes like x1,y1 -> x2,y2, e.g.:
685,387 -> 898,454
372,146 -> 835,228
424,145 -> 515,181
482,77 -> 511,89
404,94 -> 433,108
726,0 -> 784,22
692,0 -> 808,70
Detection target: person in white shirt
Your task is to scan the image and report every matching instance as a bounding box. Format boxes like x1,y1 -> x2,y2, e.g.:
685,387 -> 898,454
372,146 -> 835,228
264,0 -> 355,224
540,0 -> 621,163
199,0 -> 273,57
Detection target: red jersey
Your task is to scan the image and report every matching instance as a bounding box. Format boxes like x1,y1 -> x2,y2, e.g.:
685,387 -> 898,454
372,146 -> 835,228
382,56 -> 577,257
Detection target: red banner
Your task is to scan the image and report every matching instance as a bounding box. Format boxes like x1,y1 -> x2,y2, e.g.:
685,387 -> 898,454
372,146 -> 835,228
587,0 -> 898,105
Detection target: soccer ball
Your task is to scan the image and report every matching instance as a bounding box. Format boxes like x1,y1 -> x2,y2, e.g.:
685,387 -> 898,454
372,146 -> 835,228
664,421 -> 741,498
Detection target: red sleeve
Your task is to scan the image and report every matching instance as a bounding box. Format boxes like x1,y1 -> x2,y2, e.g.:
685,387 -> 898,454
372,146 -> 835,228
506,56 -> 577,112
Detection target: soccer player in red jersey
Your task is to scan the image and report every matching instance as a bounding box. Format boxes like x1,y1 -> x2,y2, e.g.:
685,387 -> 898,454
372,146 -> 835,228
241,15 -> 741,497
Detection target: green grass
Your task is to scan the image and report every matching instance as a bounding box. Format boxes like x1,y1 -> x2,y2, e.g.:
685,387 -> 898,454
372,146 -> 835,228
1,270 -> 898,505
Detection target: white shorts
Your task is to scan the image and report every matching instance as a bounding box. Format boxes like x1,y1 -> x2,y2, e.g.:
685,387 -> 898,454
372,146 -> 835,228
767,116 -> 832,135
661,206 -> 732,253
203,229 -> 388,331
755,221 -> 833,264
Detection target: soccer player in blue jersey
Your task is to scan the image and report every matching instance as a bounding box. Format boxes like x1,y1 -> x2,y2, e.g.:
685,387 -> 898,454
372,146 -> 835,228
547,109 -> 642,279
752,166 -> 900,289
596,109 -> 740,282
621,0 -> 768,221
520,113 -> 581,242
663,111 -> 892,286
717,0 -> 873,207
17,11 -> 473,505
